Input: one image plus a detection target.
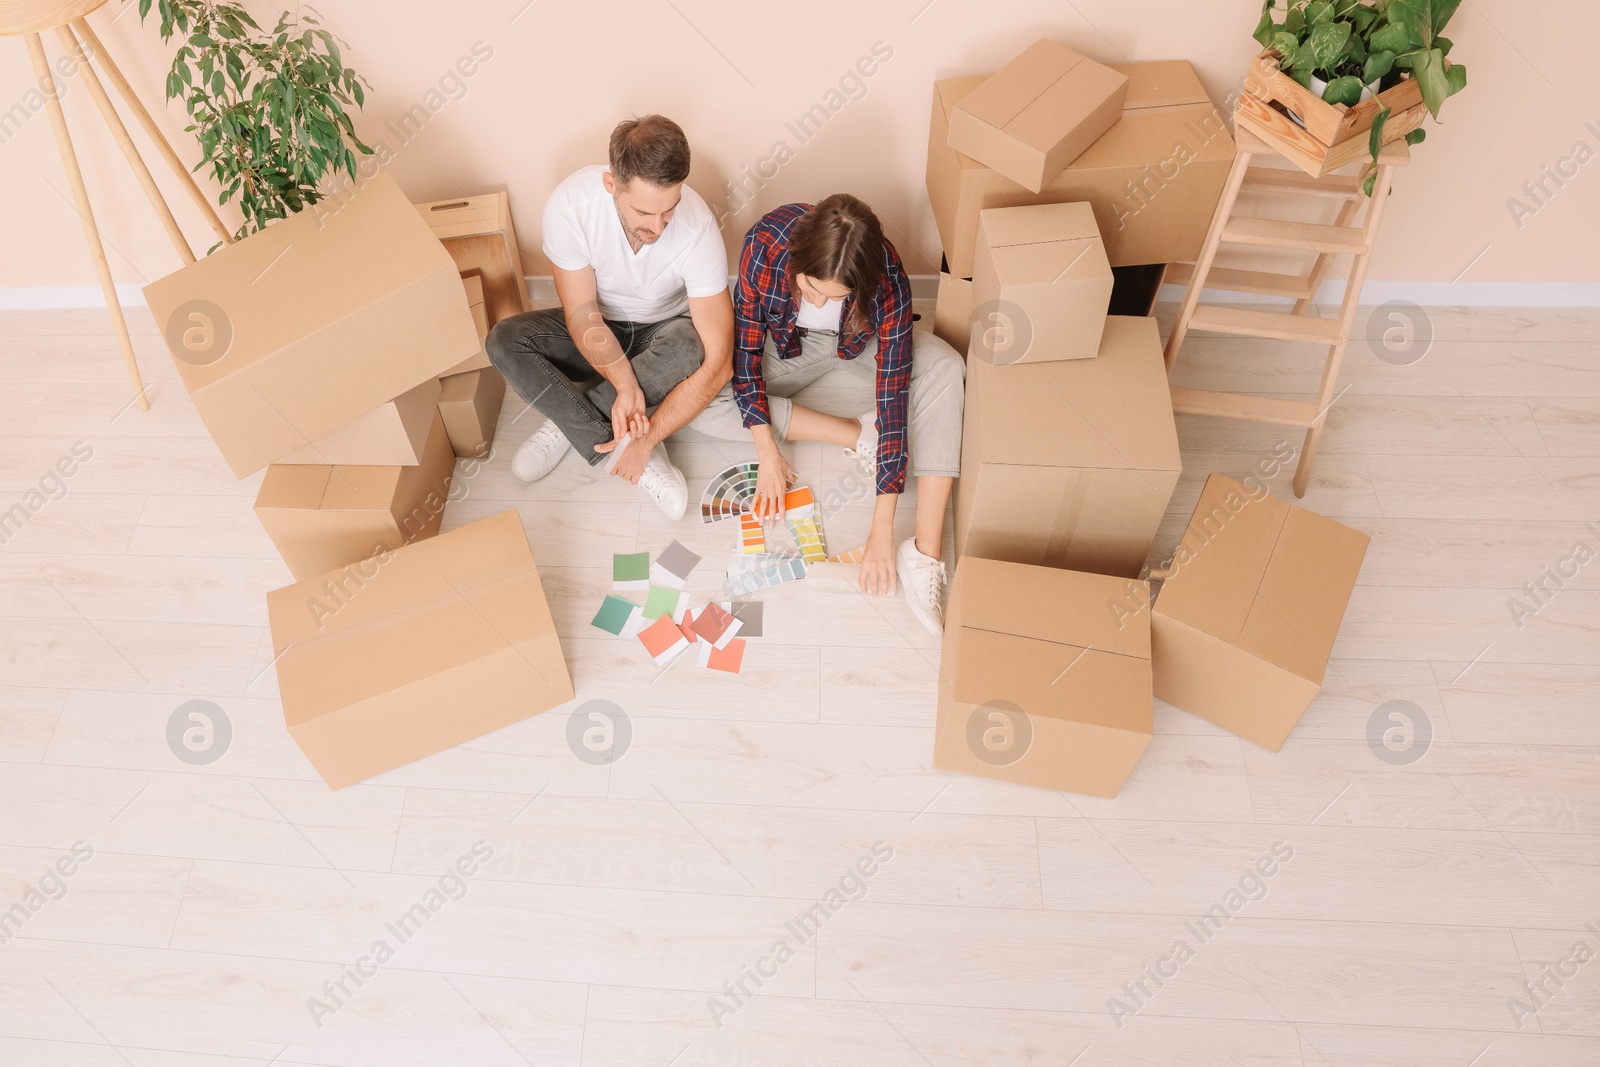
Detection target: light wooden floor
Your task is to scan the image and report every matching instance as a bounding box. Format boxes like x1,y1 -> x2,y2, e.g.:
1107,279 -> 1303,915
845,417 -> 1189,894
1,303 -> 1598,1066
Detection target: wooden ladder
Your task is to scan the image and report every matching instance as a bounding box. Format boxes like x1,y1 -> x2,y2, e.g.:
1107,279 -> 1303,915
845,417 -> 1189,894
1162,127 -> 1410,497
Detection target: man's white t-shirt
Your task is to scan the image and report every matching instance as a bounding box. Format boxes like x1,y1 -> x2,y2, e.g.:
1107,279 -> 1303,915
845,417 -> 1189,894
541,165 -> 728,323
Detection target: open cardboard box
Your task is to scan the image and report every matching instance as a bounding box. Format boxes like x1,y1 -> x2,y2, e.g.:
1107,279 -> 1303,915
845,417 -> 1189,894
1152,474 -> 1370,751
935,556 -> 1153,797
255,408 -> 456,581
956,316 -> 1180,578
143,172 -> 481,478
947,38 -> 1128,193
971,202 -> 1112,363
928,60 -> 1235,275
267,509 -> 573,789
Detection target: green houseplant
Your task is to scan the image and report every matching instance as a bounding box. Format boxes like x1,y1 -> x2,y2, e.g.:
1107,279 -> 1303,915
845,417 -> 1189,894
1253,0 -> 1467,193
139,0 -> 374,244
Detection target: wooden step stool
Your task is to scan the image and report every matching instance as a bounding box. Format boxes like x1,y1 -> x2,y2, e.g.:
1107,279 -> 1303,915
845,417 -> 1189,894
1162,127 -> 1410,496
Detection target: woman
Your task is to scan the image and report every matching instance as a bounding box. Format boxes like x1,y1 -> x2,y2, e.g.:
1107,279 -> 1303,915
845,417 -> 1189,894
692,194 -> 965,634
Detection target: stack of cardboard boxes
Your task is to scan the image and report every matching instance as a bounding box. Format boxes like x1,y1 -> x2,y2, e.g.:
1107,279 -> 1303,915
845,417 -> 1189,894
929,40 -> 1369,797
144,173 -> 571,789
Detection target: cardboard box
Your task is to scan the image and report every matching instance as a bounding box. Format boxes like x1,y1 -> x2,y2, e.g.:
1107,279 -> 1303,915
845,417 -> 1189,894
266,509 -> 573,789
1152,474 -> 1370,751
437,368 -> 506,459
443,271 -> 494,376
143,172 -> 481,478
934,556 -> 1152,797
462,273 -> 488,337
971,203 -> 1112,364
416,191 -> 532,328
933,271 -> 975,356
255,409 -> 456,581
927,60 -> 1235,274
277,377 -> 442,466
955,316 -> 1179,578
947,39 -> 1129,193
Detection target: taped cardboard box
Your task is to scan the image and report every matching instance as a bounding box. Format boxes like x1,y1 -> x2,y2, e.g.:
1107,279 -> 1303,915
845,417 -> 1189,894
255,409 -> 456,581
1152,474 -> 1369,751
927,60 -> 1235,275
276,378 -> 442,466
143,172 -> 481,478
934,556 -> 1152,797
933,271 -> 976,356
437,368 -> 506,459
971,202 -> 1112,363
266,509 -> 573,789
955,316 -> 1179,578
416,191 -> 532,328
947,38 -> 1128,193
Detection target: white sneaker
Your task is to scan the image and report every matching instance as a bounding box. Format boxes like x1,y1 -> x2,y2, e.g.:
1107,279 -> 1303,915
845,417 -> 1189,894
844,412 -> 877,477
637,448 -> 688,520
896,537 -> 947,636
511,420 -> 572,482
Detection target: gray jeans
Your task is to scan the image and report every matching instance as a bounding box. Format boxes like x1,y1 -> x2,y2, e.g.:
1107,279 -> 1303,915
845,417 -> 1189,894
692,326 -> 965,480
487,308 -> 705,466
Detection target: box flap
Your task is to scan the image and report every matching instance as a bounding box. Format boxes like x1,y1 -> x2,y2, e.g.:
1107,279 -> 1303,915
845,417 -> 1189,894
958,39 -> 1086,134
318,464 -> 405,511
1238,505 -> 1370,682
1152,474 -> 1287,644
948,626 -> 1153,735
267,509 -> 534,649
144,172 -> 456,396
951,557 -> 1149,660
978,203 -> 1104,289
276,570 -> 555,724
969,317 -> 1180,472
256,464 -> 333,512
1112,60 -> 1211,110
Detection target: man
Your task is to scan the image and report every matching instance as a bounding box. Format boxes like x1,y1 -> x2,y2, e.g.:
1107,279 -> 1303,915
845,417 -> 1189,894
488,115 -> 733,519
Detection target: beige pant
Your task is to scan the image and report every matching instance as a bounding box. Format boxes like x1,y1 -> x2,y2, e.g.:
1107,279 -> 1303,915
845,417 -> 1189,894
691,326 -> 965,479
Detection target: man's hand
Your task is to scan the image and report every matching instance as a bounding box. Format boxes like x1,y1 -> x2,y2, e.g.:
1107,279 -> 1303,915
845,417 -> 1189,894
609,381 -> 647,446
598,432 -> 650,484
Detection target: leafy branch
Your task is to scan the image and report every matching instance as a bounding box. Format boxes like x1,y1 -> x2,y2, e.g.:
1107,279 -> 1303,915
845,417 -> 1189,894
139,0 -> 374,245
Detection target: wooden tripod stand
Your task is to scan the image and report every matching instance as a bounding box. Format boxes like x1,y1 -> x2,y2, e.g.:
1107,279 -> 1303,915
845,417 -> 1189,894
5,0 -> 233,411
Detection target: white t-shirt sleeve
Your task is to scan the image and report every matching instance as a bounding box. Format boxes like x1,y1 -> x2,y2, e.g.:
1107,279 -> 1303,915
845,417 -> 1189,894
541,183 -> 591,271
680,220 -> 730,298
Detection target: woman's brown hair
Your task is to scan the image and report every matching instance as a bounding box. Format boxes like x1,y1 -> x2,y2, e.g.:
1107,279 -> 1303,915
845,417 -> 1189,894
786,194 -> 885,336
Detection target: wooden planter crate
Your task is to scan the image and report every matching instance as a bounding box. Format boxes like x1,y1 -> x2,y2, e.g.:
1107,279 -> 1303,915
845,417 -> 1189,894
1234,50 -> 1426,177
415,191 -> 532,328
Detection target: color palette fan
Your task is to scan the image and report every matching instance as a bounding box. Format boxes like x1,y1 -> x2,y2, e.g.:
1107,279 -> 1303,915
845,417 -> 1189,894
700,463 -> 761,523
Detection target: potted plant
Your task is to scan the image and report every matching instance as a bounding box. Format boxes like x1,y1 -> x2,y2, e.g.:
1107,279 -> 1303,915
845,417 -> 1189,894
1248,0 -> 1467,193
138,0 -> 374,245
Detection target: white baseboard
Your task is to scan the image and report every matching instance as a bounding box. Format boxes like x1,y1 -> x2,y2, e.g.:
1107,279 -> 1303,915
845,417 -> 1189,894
4,276 -> 1595,311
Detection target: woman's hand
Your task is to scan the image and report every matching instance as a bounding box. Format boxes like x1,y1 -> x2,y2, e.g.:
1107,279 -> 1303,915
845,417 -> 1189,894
754,446 -> 795,523
859,532 -> 897,596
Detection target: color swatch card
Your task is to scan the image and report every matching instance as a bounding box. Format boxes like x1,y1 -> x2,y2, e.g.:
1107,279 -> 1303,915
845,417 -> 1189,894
643,584 -> 690,622
591,595 -> 644,636
826,544 -> 865,564
689,602 -> 742,649
697,635 -> 746,673
612,552 -> 650,591
651,540 -> 701,589
638,614 -> 690,665
789,516 -> 827,563
739,512 -> 766,554
724,600 -> 764,637
804,561 -> 861,592
725,554 -> 806,597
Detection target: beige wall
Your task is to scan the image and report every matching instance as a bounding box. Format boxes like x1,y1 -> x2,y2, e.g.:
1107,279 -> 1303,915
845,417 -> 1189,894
1,0 -> 1595,295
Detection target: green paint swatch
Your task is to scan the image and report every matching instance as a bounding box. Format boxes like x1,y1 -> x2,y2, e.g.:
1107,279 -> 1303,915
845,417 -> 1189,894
591,595 -> 637,635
